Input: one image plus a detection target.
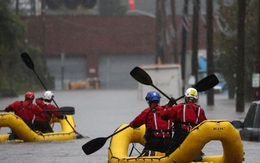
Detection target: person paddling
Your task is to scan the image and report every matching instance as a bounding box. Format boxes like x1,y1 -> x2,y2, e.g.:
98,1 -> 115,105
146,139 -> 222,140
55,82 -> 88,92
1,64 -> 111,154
161,88 -> 207,160
5,91 -> 43,140
34,91 -> 65,133
129,91 -> 173,156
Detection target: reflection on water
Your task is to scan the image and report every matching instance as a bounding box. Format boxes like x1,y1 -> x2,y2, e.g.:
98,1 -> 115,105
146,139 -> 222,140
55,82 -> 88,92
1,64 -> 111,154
0,89 -> 258,162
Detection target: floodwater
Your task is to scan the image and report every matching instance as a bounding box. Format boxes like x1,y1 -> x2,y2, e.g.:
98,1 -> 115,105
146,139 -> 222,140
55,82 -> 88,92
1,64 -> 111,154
0,89 -> 259,163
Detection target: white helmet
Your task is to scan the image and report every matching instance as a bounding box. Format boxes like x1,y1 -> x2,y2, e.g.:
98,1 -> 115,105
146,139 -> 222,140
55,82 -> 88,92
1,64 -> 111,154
185,88 -> 198,99
43,91 -> 54,100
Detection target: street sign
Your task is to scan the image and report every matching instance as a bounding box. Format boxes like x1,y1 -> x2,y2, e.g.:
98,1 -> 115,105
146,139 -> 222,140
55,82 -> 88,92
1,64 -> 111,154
252,73 -> 260,88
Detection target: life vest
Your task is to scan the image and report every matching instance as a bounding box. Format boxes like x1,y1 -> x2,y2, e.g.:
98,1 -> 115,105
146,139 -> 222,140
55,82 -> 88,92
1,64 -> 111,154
146,106 -> 172,138
15,101 -> 33,123
176,103 -> 201,132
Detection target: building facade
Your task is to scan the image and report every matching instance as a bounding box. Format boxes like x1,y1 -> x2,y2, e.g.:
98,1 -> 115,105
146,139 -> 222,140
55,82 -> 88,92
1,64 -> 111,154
23,15 -> 207,90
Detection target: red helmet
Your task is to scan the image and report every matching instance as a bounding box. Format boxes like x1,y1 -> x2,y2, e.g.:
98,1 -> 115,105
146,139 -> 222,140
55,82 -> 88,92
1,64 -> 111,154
25,91 -> 35,100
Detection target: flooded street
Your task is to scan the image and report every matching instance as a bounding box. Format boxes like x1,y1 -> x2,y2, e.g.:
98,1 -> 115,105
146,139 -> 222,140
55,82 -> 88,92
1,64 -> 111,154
0,89 -> 259,163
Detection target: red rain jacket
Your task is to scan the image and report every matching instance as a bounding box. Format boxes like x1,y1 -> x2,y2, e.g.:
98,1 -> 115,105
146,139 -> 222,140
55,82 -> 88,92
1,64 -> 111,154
5,100 -> 42,123
35,98 -> 63,122
161,102 -> 207,132
130,103 -> 172,138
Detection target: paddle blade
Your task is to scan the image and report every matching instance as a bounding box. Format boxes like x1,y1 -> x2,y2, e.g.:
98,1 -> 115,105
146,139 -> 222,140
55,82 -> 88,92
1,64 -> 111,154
82,137 -> 108,155
44,106 -> 75,115
58,106 -> 75,115
194,74 -> 219,92
130,66 -> 153,86
21,52 -> 35,70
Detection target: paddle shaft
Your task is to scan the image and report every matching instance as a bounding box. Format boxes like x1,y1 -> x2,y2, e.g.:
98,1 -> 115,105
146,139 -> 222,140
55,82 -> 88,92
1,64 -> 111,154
130,66 -> 218,102
106,125 -> 130,139
32,64 -> 77,131
151,84 -> 171,100
0,108 -> 74,115
176,95 -> 185,101
32,69 -> 77,132
82,125 -> 130,155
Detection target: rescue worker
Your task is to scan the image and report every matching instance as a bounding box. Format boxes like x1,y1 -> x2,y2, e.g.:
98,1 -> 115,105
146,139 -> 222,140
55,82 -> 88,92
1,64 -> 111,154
129,91 -> 173,156
34,91 -> 65,133
5,91 -> 43,140
161,88 -> 207,160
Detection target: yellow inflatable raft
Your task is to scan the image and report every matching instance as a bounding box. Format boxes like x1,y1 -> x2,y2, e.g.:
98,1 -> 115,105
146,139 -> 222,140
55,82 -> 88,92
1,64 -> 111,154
0,113 -> 76,142
108,120 -> 244,163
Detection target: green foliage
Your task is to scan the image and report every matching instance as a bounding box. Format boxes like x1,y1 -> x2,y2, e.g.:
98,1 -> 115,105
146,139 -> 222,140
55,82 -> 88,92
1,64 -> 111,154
0,2 -> 52,96
0,1 -> 26,47
99,0 -> 127,16
214,0 -> 257,100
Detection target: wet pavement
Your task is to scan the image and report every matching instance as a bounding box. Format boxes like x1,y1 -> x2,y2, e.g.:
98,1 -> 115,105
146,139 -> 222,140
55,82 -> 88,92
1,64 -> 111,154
0,89 -> 258,163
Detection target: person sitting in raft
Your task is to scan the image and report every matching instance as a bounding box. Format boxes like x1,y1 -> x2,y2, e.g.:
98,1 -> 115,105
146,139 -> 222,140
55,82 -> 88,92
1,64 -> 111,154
5,91 -> 43,140
34,91 -> 65,133
161,88 -> 207,161
129,91 -> 174,156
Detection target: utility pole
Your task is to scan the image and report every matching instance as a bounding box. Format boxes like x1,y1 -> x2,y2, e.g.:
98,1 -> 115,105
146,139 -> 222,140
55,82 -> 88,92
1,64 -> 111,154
170,0 -> 178,63
155,0 -> 167,64
206,0 -> 214,105
41,0 -> 46,58
192,0 -> 200,84
180,0 -> 189,94
236,0 -> 246,112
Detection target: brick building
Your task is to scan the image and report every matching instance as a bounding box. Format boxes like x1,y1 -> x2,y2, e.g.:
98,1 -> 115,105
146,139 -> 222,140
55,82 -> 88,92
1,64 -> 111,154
23,15 -> 207,90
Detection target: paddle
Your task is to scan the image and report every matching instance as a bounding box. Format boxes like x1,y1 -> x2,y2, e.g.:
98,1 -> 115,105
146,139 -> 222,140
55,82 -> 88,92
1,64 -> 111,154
82,66 -> 219,155
130,66 -> 171,99
82,125 -> 130,155
44,106 -> 75,115
130,66 -> 219,101
1,106 -> 75,115
20,52 -> 84,139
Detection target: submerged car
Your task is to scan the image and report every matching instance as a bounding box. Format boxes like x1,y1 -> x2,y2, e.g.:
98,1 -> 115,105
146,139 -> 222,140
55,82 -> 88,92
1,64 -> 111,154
232,101 -> 260,141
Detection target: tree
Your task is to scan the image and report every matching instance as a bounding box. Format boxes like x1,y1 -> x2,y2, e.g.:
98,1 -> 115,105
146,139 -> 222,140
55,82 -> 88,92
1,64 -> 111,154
236,0 -> 246,112
180,0 -> 189,94
254,0 -> 260,101
206,0 -> 214,105
192,0 -> 200,84
0,1 -> 25,47
215,0 -> 257,102
155,0 -> 167,64
170,0 -> 178,64
0,1 -> 26,93
0,1 -> 52,95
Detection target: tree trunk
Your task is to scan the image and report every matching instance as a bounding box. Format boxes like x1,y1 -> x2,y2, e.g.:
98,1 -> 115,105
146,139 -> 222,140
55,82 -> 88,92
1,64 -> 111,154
192,0 -> 200,84
170,0 -> 178,63
180,0 -> 189,94
206,0 -> 214,106
236,0 -> 246,112
155,0 -> 167,64
254,0 -> 260,101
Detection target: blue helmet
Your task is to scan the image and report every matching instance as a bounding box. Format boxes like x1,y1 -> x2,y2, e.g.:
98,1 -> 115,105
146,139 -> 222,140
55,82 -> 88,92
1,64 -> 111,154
145,91 -> 161,102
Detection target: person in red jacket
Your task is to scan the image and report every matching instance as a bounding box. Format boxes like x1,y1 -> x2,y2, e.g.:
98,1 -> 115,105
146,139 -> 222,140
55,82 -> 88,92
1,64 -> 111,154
129,91 -> 172,156
5,91 -> 43,140
34,91 -> 65,133
161,88 -> 207,159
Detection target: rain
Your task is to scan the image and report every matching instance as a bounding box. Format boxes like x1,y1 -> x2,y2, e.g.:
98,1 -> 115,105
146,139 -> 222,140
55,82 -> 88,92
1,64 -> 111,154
0,0 -> 260,162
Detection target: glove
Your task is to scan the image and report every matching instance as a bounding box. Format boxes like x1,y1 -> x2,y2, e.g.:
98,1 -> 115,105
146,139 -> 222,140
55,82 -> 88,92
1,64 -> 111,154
130,122 -> 139,129
167,97 -> 177,107
57,115 -> 66,119
5,107 -> 12,112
